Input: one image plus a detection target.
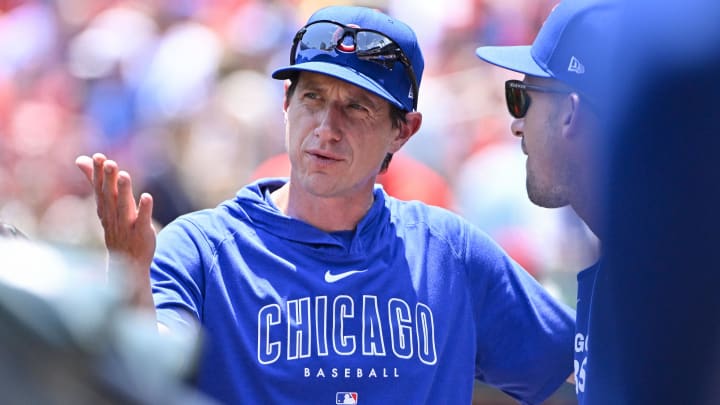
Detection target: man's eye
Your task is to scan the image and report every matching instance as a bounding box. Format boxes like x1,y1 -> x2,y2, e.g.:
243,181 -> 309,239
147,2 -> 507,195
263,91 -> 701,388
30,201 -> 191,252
349,103 -> 367,111
303,92 -> 319,100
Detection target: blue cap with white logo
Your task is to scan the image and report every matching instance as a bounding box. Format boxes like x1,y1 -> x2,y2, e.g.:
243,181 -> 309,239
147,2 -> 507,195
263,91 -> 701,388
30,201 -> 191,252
475,0 -> 621,103
272,6 -> 424,112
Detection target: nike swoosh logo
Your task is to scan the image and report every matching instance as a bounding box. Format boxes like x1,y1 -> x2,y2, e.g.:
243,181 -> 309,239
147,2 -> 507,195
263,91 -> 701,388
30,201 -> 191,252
324,269 -> 368,283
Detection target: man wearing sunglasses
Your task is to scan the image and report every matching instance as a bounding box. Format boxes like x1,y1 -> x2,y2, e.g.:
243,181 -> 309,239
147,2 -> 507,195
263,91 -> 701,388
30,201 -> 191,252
76,5 -> 575,404
476,0 -> 620,403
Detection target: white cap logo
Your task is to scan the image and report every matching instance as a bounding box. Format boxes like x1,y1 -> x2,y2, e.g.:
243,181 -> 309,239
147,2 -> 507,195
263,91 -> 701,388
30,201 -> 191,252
568,56 -> 585,74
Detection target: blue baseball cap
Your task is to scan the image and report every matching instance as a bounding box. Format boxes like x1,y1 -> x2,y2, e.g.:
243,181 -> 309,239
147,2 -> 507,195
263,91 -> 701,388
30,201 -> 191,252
475,0 -> 621,103
272,6 -> 424,112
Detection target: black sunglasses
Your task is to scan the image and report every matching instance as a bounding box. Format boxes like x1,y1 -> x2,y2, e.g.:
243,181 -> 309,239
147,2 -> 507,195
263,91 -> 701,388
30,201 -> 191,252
505,79 -> 571,118
290,20 -> 419,111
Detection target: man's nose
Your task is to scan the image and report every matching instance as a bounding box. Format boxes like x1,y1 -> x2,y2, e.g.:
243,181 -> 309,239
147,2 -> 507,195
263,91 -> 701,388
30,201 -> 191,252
315,103 -> 344,141
510,117 -> 524,138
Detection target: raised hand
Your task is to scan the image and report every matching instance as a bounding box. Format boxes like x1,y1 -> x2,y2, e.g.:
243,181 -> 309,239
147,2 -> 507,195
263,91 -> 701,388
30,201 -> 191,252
76,153 -> 156,309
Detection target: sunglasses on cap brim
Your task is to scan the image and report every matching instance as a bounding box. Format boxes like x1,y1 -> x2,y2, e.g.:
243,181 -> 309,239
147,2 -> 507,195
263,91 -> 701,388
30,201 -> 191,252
290,20 -> 419,111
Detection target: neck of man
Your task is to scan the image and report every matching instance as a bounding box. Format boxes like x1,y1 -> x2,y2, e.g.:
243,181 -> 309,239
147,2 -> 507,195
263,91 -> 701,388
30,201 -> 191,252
570,198 -> 602,242
270,182 -> 375,232
574,179 -> 606,243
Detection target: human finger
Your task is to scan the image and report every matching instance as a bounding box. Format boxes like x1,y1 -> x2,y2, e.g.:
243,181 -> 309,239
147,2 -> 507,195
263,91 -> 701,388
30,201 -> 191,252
92,153 -> 108,218
117,171 -> 138,229
137,193 -> 157,266
101,160 -> 120,231
75,155 -> 94,184
92,153 -> 108,195
136,192 -> 155,232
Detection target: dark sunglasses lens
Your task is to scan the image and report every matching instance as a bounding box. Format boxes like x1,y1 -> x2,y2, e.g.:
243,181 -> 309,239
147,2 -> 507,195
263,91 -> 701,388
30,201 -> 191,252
356,31 -> 394,53
296,22 -> 344,57
356,31 -> 401,70
506,84 -> 527,118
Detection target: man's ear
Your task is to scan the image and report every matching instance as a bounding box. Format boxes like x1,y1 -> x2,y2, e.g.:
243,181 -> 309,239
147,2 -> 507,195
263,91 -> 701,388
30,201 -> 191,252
562,93 -> 582,138
283,79 -> 292,112
390,111 -> 423,152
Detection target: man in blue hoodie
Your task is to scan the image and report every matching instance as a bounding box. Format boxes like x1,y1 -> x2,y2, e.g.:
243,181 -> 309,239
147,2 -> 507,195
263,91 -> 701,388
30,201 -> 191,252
77,6 -> 574,404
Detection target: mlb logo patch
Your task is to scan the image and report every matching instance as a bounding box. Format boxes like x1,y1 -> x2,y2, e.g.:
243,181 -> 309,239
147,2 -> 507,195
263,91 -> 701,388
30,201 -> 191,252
336,392 -> 358,404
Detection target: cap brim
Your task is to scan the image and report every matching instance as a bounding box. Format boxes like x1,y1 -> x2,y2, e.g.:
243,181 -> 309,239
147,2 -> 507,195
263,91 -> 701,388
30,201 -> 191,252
272,62 -> 405,110
475,45 -> 551,78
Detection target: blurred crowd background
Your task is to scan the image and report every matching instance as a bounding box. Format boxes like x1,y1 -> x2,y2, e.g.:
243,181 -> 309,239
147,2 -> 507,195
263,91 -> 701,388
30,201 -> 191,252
0,0 -> 597,403
0,0 -> 598,305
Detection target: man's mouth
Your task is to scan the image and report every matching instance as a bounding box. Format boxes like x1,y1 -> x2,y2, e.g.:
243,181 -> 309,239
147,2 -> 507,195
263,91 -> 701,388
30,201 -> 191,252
306,149 -> 343,162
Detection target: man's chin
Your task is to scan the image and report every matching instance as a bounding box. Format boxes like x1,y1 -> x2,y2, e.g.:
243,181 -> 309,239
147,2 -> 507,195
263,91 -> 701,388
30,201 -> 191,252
527,189 -> 568,209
